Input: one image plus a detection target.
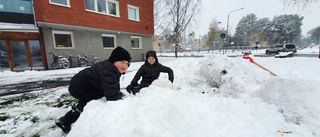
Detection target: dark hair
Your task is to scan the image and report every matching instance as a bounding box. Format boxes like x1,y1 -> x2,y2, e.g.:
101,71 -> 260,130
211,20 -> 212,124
145,51 -> 158,65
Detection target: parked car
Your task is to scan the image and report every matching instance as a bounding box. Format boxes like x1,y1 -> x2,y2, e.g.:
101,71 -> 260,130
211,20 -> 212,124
265,43 -> 297,54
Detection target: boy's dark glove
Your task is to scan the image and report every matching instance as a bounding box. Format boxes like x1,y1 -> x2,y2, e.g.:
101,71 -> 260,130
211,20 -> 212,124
107,91 -> 125,101
119,91 -> 125,97
126,84 -> 136,94
132,86 -> 142,95
169,78 -> 173,83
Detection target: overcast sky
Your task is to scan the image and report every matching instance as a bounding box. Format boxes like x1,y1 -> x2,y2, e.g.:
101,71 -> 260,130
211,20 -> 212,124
193,0 -> 320,37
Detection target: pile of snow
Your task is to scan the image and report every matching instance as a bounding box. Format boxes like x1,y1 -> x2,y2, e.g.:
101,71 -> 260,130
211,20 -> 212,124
68,79 -> 314,137
67,53 -> 319,136
253,77 -> 320,136
199,55 -> 271,97
199,54 -> 320,136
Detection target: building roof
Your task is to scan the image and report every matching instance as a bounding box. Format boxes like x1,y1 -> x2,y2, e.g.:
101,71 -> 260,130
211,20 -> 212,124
0,22 -> 38,32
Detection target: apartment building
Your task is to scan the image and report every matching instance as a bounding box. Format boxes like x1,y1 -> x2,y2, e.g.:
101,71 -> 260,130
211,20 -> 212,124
0,0 -> 154,71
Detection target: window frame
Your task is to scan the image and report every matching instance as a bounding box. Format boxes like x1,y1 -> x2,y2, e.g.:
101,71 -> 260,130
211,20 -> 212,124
102,34 -> 117,49
130,36 -> 142,49
0,0 -> 33,14
49,0 -> 71,8
127,4 -> 139,22
85,0 -> 120,17
52,31 -> 75,49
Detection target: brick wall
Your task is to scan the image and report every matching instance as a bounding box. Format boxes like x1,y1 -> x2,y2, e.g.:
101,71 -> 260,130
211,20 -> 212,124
33,0 -> 154,35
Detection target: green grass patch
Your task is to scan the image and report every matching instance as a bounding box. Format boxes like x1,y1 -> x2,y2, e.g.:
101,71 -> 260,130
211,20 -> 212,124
0,130 -> 7,134
0,115 -> 8,121
221,70 -> 228,75
50,124 -> 57,129
13,117 -> 19,126
54,93 -> 78,108
21,112 -> 31,116
30,132 -> 40,137
7,105 -> 20,109
30,116 -> 40,123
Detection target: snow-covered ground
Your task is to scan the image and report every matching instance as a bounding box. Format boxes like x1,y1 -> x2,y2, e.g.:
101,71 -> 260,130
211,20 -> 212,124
0,46 -> 319,137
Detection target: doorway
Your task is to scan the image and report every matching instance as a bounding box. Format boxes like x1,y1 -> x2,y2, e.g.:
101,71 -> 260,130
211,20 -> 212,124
0,40 -> 9,70
0,40 -> 44,71
11,41 -> 29,69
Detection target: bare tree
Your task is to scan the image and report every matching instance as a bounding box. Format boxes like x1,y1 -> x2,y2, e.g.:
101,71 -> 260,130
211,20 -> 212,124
154,0 -> 172,36
164,0 -> 202,57
281,0 -> 320,10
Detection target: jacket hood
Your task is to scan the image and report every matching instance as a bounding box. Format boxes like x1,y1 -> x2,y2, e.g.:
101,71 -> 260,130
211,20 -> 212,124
145,51 -> 158,66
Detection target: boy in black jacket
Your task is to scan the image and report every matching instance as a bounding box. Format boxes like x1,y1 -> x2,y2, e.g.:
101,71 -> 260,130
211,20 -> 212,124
55,46 -> 131,133
126,51 -> 174,94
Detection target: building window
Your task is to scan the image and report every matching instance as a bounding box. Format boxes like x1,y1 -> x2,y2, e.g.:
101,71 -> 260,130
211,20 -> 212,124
108,1 -> 116,15
50,0 -> 70,7
84,0 -> 95,11
102,34 -> 116,48
52,31 -> 74,49
128,5 -> 139,21
97,0 -> 106,13
0,0 -> 33,14
85,0 -> 119,17
131,36 -> 142,49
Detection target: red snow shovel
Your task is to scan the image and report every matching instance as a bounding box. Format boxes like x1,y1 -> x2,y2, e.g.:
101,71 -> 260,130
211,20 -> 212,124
242,56 -> 277,76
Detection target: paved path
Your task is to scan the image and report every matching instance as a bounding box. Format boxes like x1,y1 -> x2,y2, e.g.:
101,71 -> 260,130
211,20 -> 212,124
0,77 -> 72,96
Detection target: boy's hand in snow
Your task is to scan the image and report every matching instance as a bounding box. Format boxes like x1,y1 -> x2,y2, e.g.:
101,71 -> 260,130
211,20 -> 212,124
119,91 -> 125,97
126,84 -> 135,94
169,78 -> 173,83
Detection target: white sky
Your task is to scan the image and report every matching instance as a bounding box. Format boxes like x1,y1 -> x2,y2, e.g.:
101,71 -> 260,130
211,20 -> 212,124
194,0 -> 320,37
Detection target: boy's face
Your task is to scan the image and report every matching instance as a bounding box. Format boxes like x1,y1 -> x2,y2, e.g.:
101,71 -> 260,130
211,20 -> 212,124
147,56 -> 156,65
114,60 -> 129,73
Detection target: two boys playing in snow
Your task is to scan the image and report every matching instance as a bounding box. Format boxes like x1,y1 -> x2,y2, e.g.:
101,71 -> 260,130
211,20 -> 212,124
56,46 -> 174,133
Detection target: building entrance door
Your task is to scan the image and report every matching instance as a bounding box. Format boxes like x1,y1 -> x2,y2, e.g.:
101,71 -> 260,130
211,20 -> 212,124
0,40 -> 44,71
0,40 -> 9,70
0,32 -> 44,71
11,41 -> 29,70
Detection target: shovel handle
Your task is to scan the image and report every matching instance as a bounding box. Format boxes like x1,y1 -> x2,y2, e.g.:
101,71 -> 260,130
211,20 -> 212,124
252,62 -> 277,76
243,56 -> 277,76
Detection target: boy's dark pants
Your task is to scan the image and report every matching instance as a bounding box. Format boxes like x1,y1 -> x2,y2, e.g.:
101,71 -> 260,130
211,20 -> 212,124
60,91 -> 103,126
61,101 -> 86,126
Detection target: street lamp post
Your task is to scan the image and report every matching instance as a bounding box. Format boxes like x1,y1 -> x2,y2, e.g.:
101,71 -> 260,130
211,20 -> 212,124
218,22 -> 221,53
199,35 -> 200,52
198,35 -> 203,53
226,7 -> 244,52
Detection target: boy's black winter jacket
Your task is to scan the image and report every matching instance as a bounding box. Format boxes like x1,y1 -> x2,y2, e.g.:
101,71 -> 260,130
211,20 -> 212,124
69,60 -> 122,101
131,59 -> 174,86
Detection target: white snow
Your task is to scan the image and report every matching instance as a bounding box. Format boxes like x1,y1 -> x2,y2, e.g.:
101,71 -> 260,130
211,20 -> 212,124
0,22 -> 37,29
0,46 -> 320,137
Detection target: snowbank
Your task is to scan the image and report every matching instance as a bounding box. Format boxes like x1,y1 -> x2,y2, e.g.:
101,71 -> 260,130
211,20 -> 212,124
68,79 -> 313,137
199,55 -> 271,97
199,54 -> 320,136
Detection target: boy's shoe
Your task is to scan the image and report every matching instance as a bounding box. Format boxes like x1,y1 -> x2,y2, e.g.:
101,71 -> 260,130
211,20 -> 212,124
55,118 -> 71,133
